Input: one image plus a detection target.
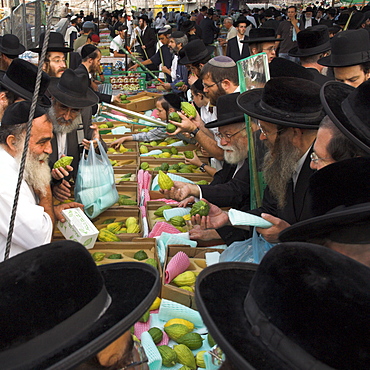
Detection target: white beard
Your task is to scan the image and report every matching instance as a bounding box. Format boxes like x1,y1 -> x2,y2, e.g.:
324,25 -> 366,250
48,105 -> 82,135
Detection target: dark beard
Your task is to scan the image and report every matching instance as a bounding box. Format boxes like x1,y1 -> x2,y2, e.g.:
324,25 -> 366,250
262,134 -> 302,209
208,85 -> 227,106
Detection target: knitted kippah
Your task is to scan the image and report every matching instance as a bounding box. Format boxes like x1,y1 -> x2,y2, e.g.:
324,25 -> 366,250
208,56 -> 236,67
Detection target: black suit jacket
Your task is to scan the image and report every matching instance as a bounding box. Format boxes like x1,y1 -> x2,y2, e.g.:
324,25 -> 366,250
299,17 -> 318,30
306,68 -> 333,87
200,17 -> 219,45
74,63 -> 111,104
137,26 -> 156,59
199,158 -> 250,209
226,36 -> 250,62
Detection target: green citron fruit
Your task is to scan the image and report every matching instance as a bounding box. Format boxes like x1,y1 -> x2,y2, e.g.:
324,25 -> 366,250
166,123 -> 177,133
107,253 -> 123,259
164,324 -> 191,342
158,345 -> 177,367
175,81 -> 184,87
140,145 -> 149,154
181,102 -> 197,118
140,162 -> 149,170
170,216 -> 186,227
173,344 -> 196,369
158,170 -> 174,190
154,205 -> 172,217
145,258 -> 157,268
184,151 -> 194,159
139,309 -> 150,323
196,180 -> 208,185
190,200 -> 210,217
169,111 -> 182,123
134,250 -> 148,261
92,252 -> 105,262
148,327 -> 163,344
53,156 -> 73,169
177,332 -> 204,350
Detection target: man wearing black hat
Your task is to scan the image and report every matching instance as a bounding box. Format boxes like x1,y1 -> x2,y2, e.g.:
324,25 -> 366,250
0,34 -> 25,71
289,25 -> 332,86
193,77 -> 324,243
200,9 -> 219,46
180,19 -> 202,42
261,8 -> 279,33
31,32 -> 73,78
226,16 -> 250,62
318,29 -> 370,87
0,102 -> 82,260
135,14 -> 156,62
299,6 -> 318,30
279,158 -> 370,268
242,28 -> 281,63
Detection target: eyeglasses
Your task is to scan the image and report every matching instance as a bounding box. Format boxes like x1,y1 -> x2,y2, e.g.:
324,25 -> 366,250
257,121 -> 284,137
310,151 -> 331,163
215,127 -> 245,142
49,58 -> 66,64
263,46 -> 277,52
122,338 -> 149,369
202,79 -> 223,89
208,345 -> 224,366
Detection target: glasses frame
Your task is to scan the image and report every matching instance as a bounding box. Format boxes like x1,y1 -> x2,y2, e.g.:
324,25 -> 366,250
122,338 -> 149,369
202,79 -> 224,89
215,127 -> 246,142
257,121 -> 285,137
310,151 -> 331,163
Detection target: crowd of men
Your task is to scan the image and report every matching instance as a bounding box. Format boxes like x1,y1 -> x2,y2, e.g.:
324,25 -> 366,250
0,2 -> 369,369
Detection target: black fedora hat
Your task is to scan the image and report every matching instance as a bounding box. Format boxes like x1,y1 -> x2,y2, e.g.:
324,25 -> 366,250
279,157 -> 370,243
0,240 -> 160,369
0,34 -> 25,56
0,59 -> 51,107
205,93 -> 244,128
196,242 -> 370,369
233,15 -> 250,27
138,14 -> 149,22
269,57 -> 315,80
241,28 -> 282,44
178,39 -> 213,65
180,20 -> 196,34
320,79 -> 370,154
237,77 -> 324,128
289,25 -> 330,57
48,69 -> 99,108
31,31 -> 73,53
318,29 -> 370,67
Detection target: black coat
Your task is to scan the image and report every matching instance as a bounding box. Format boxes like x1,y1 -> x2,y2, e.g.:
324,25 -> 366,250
306,68 -> 333,86
200,17 -> 219,45
136,26 -> 156,59
299,17 -> 318,30
226,36 -> 250,62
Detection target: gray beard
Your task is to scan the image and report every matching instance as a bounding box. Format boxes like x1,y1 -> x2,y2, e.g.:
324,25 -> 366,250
48,105 -> 82,134
262,135 -> 302,209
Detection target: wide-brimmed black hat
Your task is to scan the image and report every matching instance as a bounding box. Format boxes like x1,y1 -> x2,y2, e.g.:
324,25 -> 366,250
0,34 -> 25,56
320,79 -> 370,154
233,15 -> 250,27
31,31 -> 73,53
48,69 -> 98,108
237,77 -> 324,128
0,240 -> 160,369
0,58 -> 51,107
180,20 -> 196,34
196,242 -> 370,369
279,157 -> 370,243
241,28 -> 282,43
205,93 -> 244,128
178,39 -> 214,65
138,14 -> 149,22
269,57 -> 314,80
289,25 -> 330,57
318,29 -> 370,67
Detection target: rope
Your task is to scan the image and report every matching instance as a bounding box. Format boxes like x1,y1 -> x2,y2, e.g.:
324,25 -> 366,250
4,0 -> 57,261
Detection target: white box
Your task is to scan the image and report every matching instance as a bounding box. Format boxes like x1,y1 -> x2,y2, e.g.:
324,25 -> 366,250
57,208 -> 99,249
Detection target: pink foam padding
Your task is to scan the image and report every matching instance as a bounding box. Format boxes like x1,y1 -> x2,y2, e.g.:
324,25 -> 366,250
165,251 -> 190,284
134,317 -> 152,340
148,222 -> 179,238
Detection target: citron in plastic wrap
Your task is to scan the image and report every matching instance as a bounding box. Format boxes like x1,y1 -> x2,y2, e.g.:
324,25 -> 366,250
158,170 -> 174,190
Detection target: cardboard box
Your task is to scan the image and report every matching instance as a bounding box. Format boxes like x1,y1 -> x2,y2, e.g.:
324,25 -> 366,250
57,208 -> 98,249
114,91 -> 162,112
161,246 -> 228,309
146,201 -> 178,231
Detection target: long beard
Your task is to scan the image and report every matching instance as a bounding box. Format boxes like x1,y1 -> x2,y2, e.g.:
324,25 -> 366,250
262,135 -> 302,209
15,140 -> 51,197
219,138 -> 248,165
48,105 -> 82,134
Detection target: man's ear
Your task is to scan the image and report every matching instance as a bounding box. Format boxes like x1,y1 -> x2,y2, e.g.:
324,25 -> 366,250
5,135 -> 17,153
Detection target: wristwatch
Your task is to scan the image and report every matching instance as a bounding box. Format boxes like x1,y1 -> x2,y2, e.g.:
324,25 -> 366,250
199,163 -> 207,172
190,128 -> 200,138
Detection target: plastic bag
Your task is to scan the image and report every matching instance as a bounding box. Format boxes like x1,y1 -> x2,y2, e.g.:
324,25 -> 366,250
75,140 -> 119,219
219,228 -> 274,264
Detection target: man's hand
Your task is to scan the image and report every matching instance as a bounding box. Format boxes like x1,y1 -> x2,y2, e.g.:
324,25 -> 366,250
113,94 -> 125,104
185,150 -> 202,167
110,136 -> 128,149
161,66 -> 171,75
178,196 -> 196,207
54,202 -> 84,223
191,199 -> 230,229
189,225 -> 220,241
160,181 -> 199,201
82,125 -> 99,150
256,213 -> 291,243
169,111 -> 199,135
188,73 -> 198,86
129,64 -> 139,71
161,82 -> 171,91
51,161 -> 73,181
52,180 -> 72,201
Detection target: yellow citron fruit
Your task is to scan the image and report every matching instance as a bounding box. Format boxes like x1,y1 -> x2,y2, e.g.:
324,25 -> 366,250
183,214 -> 191,221
158,170 -> 174,190
164,318 -> 195,331
149,297 -> 162,311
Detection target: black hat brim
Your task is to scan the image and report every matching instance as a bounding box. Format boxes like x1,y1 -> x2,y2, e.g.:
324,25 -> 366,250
320,81 -> 370,154
48,77 -> 99,108
195,262 -> 290,369
178,46 -> 214,65
279,203 -> 370,242
205,115 -> 245,128
30,46 -> 73,53
237,89 -> 322,128
0,44 -> 26,56
288,41 -> 331,57
241,37 -> 283,43
34,262 -> 160,369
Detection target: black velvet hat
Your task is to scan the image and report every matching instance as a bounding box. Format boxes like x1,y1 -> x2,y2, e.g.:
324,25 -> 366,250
1,100 -> 46,126
0,34 -> 25,56
289,25 -> 330,57
237,77 -> 324,128
163,92 -> 181,110
178,39 -> 213,65
195,242 -> 370,369
233,15 -> 250,27
320,79 -> 370,154
48,69 -> 98,108
241,27 -> 282,43
31,31 -> 73,53
180,20 -> 196,34
269,57 -> 314,80
0,59 -> 51,107
279,157 -> 370,243
81,44 -> 98,59
0,240 -> 160,369
205,93 -> 244,128
318,29 -> 370,67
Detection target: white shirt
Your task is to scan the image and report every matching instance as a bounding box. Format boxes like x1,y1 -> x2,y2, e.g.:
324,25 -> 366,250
0,147 -> 52,261
110,34 -> 124,55
237,35 -> 244,55
292,147 -> 311,189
